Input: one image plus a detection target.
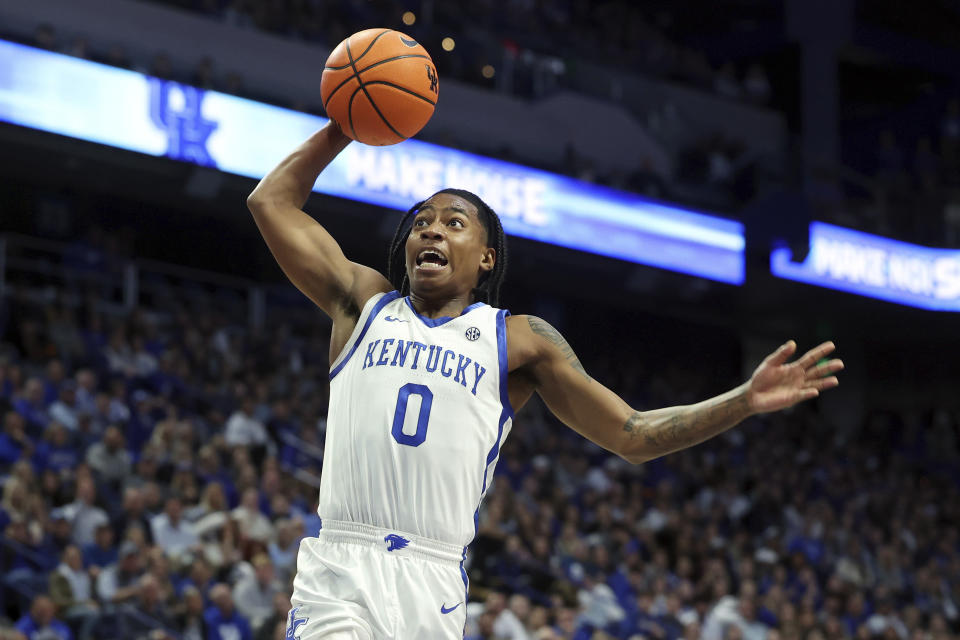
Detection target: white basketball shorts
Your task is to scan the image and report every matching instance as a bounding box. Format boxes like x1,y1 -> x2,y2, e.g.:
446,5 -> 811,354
286,519 -> 469,639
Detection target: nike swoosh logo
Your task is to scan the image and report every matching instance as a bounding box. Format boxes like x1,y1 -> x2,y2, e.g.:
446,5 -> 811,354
384,316 -> 409,322
440,602 -> 462,614
400,36 -> 419,47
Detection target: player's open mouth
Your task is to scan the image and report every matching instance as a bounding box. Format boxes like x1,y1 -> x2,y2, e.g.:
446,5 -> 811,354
415,249 -> 449,272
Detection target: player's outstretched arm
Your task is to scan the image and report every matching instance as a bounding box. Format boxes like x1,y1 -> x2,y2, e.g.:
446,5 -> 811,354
247,122 -> 392,319
511,317 -> 843,464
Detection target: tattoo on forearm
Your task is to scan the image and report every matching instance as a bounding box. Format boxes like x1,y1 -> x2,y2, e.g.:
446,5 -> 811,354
527,316 -> 591,381
623,412 -> 644,440
623,393 -> 750,454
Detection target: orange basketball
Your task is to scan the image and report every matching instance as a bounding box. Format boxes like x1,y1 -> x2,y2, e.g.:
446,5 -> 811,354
320,29 -> 439,146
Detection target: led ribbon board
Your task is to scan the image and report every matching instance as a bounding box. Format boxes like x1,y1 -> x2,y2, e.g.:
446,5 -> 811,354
771,222 -> 960,311
0,39 -> 744,284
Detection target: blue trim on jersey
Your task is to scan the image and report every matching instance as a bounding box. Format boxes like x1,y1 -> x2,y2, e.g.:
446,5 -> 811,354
495,309 -> 514,419
460,547 -> 469,635
328,291 -> 401,381
403,297 -> 486,327
470,308 -> 514,540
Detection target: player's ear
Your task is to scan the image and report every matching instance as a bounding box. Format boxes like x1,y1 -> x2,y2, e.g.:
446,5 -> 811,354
479,247 -> 496,274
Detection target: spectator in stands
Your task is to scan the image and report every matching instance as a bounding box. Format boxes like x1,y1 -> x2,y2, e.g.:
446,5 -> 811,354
578,568 -> 626,632
103,327 -> 137,378
483,591 -> 530,640
204,583 -> 253,640
72,369 -> 97,416
42,361 -> 66,406
82,522 -> 117,571
267,517 -> 301,583
95,541 -> 144,604
48,383 -> 79,432
111,487 -> 153,545
464,609 -> 497,640
173,584 -> 208,640
33,422 -> 78,473
225,396 -> 270,449
232,553 -> 283,631
705,583 -> 752,639
0,411 -> 32,468
178,555 -> 216,600
131,337 -> 159,378
121,573 -> 173,637
13,378 -> 49,433
145,546 -> 178,606
0,359 -> 19,400
60,476 -> 108,547
126,391 -> 157,454
49,545 -> 99,640
231,487 -> 273,543
85,426 -> 132,486
150,495 -> 199,560
14,595 -> 72,640
185,480 -> 228,523
252,591 -> 291,640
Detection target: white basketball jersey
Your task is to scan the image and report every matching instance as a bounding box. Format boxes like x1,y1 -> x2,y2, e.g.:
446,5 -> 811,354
317,291 -> 514,549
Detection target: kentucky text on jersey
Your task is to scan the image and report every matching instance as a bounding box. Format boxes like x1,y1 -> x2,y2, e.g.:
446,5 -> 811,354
361,338 -> 488,396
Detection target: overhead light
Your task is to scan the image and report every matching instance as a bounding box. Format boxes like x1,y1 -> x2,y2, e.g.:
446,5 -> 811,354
481,64 -> 495,78
402,11 -> 415,25
441,37 -> 455,52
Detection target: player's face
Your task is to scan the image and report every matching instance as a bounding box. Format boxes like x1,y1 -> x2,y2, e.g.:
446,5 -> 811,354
405,193 -> 495,299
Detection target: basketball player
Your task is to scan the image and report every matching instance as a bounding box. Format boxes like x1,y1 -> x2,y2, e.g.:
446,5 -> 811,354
247,122 -> 843,639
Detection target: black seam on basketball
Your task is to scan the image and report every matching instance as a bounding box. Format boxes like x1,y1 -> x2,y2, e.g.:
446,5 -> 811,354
323,55 -> 431,110
362,81 -> 437,106
323,74 -> 352,111
347,85 -> 362,143
325,29 -> 391,70
325,53 -> 428,72
360,54 -> 431,73
346,36 -> 405,141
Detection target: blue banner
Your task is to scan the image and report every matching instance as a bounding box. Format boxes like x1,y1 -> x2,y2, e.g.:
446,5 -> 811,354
0,39 -> 744,284
771,222 -> 960,311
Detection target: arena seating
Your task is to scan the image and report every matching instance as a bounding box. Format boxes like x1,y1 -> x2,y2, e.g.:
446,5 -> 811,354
1,227 -> 958,639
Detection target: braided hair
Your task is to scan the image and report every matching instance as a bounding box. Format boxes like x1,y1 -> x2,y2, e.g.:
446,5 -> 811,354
387,188 -> 508,307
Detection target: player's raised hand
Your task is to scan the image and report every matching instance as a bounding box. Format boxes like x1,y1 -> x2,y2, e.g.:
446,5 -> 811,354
746,341 -> 844,414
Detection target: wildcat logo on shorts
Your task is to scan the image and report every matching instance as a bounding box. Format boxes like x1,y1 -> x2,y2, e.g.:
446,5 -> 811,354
384,533 -> 410,551
285,606 -> 308,639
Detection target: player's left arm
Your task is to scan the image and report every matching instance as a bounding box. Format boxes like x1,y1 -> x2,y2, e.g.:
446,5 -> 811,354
510,316 -> 844,464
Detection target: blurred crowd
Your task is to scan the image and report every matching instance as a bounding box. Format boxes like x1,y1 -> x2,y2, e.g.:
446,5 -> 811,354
134,0 -> 774,107
1,231 -> 960,640
853,105 -> 960,246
